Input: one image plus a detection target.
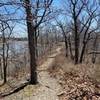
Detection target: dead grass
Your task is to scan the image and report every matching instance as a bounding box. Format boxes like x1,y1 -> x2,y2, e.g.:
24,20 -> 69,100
49,48 -> 100,100
49,48 -> 100,83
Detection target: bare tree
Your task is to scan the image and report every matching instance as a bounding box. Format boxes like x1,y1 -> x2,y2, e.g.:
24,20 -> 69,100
61,0 -> 99,64
23,0 -> 53,84
56,20 -> 69,57
79,1 -> 99,63
69,0 -> 83,64
0,21 -> 14,84
67,32 -> 74,60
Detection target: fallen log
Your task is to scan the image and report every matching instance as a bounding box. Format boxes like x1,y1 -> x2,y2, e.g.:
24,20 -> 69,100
88,51 -> 100,54
0,80 -> 29,98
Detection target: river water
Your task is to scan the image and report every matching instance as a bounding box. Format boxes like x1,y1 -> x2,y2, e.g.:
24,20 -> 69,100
7,40 -> 46,56
8,41 -> 28,55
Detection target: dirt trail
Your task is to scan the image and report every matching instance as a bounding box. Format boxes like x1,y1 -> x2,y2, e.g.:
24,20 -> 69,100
2,47 -> 62,100
36,47 -> 62,100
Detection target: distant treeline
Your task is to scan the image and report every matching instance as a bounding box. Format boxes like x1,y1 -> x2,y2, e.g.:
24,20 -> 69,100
0,37 -> 28,41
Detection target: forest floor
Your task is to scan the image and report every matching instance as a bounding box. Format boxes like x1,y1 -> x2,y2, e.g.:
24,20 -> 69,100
0,44 -> 100,100
49,48 -> 100,100
0,45 -> 63,100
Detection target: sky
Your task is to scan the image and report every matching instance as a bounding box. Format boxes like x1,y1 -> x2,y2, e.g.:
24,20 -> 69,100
0,0 -> 62,37
15,0 -> 62,37
0,0 -> 99,37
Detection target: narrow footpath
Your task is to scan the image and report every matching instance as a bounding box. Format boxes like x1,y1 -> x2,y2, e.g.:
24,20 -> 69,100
2,47 -> 63,100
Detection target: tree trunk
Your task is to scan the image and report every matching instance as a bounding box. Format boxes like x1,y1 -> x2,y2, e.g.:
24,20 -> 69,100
35,28 -> 38,58
68,36 -> 74,60
72,3 -> 80,64
28,25 -> 37,85
3,65 -> 7,83
3,48 -> 7,84
79,42 -> 86,63
0,59 -> 3,79
2,30 -> 7,84
91,35 -> 98,64
25,0 -> 37,84
65,37 -> 68,57
74,22 -> 79,64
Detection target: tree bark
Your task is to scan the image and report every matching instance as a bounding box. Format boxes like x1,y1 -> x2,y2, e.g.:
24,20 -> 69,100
25,0 -> 37,84
0,59 -> 3,79
73,3 -> 79,64
68,36 -> 74,60
65,37 -> 68,57
2,30 -> 7,84
79,42 -> 86,63
91,35 -> 98,64
74,19 -> 79,64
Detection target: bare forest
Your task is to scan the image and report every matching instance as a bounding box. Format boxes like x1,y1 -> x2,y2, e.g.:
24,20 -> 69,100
0,0 -> 100,100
